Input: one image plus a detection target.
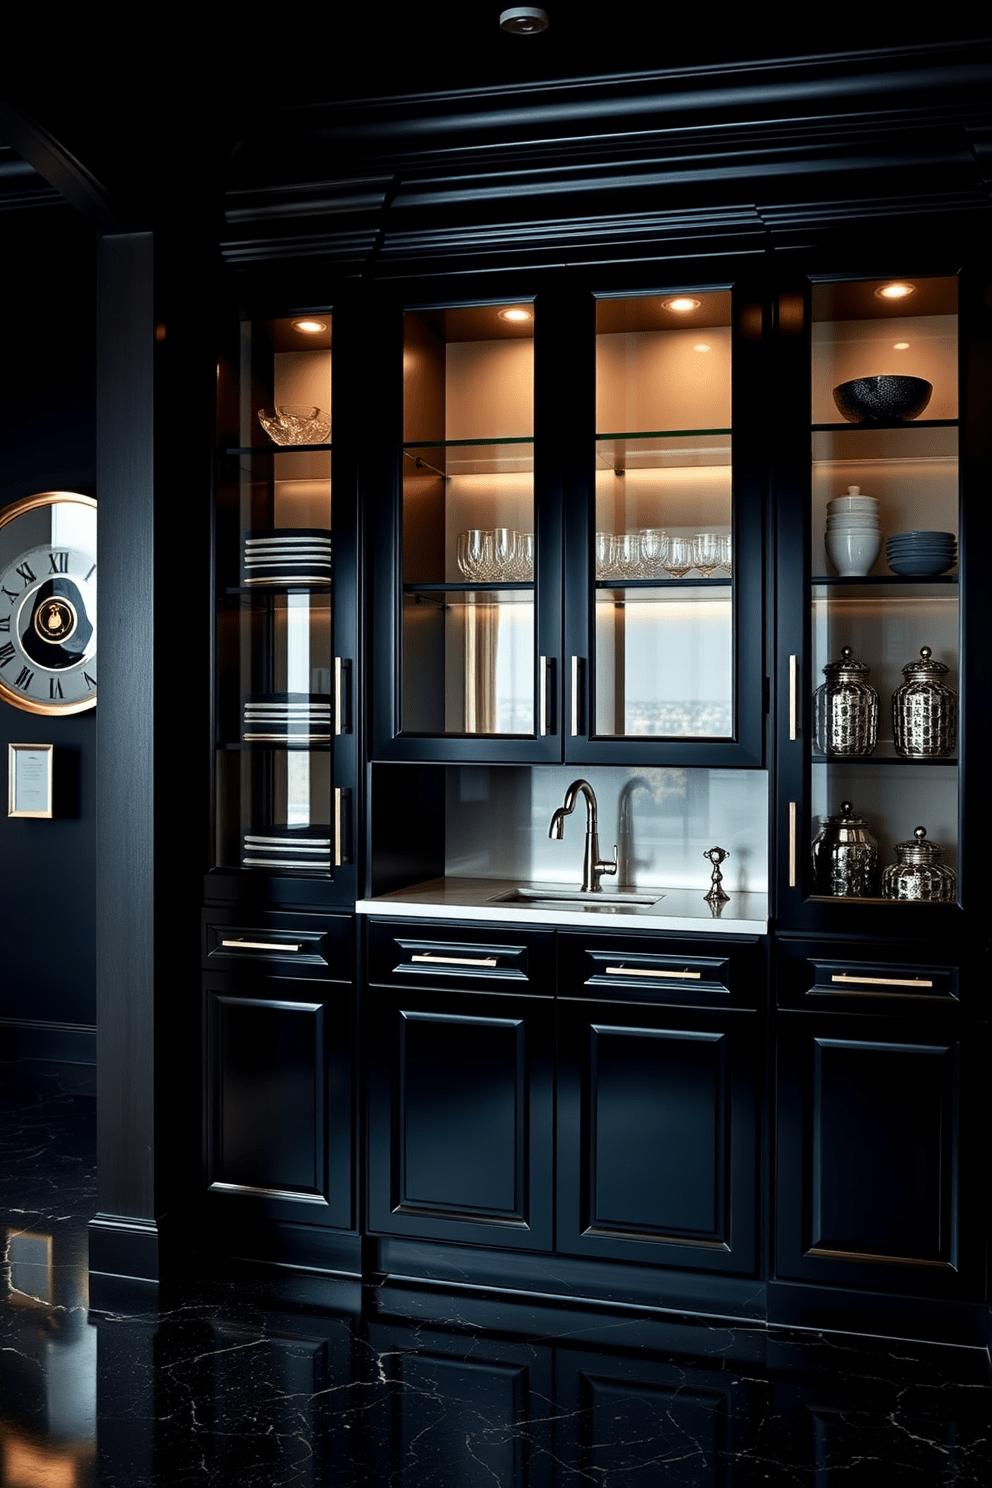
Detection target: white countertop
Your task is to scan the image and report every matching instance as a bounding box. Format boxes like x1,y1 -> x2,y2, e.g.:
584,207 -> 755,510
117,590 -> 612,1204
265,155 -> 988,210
356,877 -> 768,935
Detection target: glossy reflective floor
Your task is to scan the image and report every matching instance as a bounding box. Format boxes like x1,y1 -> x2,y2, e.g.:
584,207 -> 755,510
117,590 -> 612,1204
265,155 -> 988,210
3,1058 -> 992,1486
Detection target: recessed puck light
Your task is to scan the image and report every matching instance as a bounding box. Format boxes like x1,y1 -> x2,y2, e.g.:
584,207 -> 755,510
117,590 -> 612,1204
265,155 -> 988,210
500,7 -> 549,34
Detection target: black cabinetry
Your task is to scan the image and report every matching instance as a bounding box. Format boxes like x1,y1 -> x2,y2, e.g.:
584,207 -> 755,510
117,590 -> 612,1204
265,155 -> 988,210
201,908 -> 358,1272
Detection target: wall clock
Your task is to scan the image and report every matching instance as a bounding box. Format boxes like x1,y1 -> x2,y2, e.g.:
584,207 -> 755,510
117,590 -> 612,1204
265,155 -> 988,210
0,491 -> 96,716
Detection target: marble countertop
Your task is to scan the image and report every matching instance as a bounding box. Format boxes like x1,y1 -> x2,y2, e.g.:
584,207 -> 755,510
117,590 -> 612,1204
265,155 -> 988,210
356,877 -> 768,935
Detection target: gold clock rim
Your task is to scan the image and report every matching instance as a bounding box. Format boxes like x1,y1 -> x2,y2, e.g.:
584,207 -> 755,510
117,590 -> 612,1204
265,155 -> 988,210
0,490 -> 97,714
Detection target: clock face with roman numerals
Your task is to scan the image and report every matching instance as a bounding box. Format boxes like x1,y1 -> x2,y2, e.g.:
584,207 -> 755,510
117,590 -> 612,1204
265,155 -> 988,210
0,492 -> 96,716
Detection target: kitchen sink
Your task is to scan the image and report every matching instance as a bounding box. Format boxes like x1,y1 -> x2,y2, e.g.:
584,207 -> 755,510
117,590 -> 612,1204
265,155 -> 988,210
487,887 -> 663,911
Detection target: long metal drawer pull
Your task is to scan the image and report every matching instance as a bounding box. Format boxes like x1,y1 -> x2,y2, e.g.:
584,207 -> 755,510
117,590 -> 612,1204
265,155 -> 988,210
411,952 -> 499,967
788,801 -> 797,888
334,787 -> 343,867
539,655 -> 548,736
830,973 -> 935,988
788,654 -> 798,740
606,964 -> 702,980
221,938 -> 304,952
571,656 -> 580,736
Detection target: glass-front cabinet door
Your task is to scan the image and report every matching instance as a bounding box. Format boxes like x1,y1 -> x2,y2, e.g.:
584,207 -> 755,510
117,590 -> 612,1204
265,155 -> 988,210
778,274 -> 965,926
373,299 -> 561,761
212,311 -> 357,904
566,286 -> 765,765
372,284 -> 763,764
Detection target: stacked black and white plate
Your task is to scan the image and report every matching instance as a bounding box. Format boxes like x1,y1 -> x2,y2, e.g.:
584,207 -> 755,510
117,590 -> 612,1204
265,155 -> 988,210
241,529 -> 332,586
242,693 -> 333,742
886,531 -> 957,577
241,825 -> 332,872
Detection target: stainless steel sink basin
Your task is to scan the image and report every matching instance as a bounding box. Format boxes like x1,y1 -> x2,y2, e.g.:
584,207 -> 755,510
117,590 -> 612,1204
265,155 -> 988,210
488,887 -> 663,911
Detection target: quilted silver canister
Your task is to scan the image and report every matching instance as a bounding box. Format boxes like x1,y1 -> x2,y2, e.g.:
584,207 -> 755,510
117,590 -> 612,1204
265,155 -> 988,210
892,647 -> 957,758
814,647 -> 878,756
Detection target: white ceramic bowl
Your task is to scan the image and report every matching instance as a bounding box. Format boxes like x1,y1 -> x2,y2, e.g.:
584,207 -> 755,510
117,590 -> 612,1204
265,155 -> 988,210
825,529 -> 882,576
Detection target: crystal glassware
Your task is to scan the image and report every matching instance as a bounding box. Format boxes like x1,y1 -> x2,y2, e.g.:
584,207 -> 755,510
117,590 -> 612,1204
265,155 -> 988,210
663,536 -> 694,578
515,531 -> 535,580
257,405 -> 331,446
639,528 -> 669,577
692,532 -> 722,577
594,531 -> 615,578
492,528 -> 516,579
615,533 -> 643,576
717,534 -> 732,575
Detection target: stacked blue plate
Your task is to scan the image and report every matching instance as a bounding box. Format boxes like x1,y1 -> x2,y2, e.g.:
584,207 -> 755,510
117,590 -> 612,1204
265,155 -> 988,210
886,531 -> 957,576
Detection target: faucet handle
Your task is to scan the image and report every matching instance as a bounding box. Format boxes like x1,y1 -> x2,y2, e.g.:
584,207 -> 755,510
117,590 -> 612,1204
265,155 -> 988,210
599,845 -> 619,879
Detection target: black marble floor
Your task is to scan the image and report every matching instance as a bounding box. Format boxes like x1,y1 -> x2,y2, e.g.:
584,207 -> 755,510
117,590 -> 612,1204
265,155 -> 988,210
2,1058 -> 992,1486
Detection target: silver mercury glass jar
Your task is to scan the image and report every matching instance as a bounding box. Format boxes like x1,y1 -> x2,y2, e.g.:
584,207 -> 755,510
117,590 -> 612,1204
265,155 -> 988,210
892,647 -> 957,758
882,825 -> 957,902
813,647 -> 878,756
811,801 -> 880,897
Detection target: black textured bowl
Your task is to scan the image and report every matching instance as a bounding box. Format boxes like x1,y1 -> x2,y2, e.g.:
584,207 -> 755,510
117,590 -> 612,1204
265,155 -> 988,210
832,375 -> 933,424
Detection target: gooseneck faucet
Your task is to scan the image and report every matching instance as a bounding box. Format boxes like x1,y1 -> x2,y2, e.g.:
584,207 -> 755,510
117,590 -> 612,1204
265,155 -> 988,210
549,779 -> 618,892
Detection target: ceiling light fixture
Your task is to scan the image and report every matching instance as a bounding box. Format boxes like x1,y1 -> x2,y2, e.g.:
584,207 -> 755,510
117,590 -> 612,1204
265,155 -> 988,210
500,6 -> 549,33
664,297 -> 701,312
292,319 -> 327,334
499,307 -> 533,322
874,283 -> 915,300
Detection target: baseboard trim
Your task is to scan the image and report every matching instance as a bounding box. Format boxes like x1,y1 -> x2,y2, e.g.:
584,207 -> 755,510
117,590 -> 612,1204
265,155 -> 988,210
0,1017 -> 96,1066
89,1213 -> 159,1284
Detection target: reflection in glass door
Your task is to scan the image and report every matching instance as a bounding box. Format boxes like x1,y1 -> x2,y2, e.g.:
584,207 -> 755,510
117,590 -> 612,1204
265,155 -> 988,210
593,293 -> 733,739
401,304 -> 536,737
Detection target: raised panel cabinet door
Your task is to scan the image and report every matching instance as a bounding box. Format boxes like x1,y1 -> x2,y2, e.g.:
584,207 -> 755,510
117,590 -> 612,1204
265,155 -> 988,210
556,999 -> 759,1273
203,972 -> 353,1229
367,987 -> 554,1249
775,1014 -> 985,1297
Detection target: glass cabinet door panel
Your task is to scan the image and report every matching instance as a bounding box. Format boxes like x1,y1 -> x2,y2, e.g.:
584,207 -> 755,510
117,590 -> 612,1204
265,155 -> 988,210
804,277 -> 960,907
215,316 -> 336,874
402,305 -> 536,737
595,587 -> 732,737
593,292 -> 733,741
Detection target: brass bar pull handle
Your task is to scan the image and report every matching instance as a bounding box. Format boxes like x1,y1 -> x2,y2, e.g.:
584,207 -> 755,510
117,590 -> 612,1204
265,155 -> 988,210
539,655 -> 548,736
605,965 -> 702,980
831,973 -> 935,989
411,952 -> 499,968
221,939 -> 304,952
334,787 -> 343,867
571,656 -> 581,736
788,801 -> 797,888
788,655 -> 798,741
335,657 -> 344,735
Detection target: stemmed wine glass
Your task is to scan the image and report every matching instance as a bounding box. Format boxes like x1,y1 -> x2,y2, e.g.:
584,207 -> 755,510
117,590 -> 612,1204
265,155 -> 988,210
640,528 -> 669,577
663,536 -> 694,578
692,532 -> 721,578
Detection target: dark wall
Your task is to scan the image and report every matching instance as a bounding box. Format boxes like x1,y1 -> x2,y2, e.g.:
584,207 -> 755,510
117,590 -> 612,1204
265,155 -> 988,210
0,205 -> 96,1055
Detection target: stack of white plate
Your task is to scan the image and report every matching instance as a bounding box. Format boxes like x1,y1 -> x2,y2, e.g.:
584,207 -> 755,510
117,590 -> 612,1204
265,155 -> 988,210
241,826 -> 332,872
825,488 -> 880,577
242,693 -> 333,742
242,529 -> 332,586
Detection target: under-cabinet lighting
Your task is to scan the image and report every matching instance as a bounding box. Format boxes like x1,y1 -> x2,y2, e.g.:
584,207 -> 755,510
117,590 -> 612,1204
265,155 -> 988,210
693,343 -> 711,352
663,297 -> 701,312
894,342 -> 910,350
292,319 -> 327,334
874,283 -> 915,300
499,307 -> 533,322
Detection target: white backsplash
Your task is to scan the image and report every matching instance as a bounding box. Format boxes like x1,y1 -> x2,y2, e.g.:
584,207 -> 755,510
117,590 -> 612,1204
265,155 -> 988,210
444,766 -> 768,894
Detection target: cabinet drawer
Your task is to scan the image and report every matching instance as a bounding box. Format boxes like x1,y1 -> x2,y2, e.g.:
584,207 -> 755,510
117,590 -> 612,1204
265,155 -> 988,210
366,918 -> 554,995
776,937 -> 962,1016
203,909 -> 353,982
558,931 -> 765,1010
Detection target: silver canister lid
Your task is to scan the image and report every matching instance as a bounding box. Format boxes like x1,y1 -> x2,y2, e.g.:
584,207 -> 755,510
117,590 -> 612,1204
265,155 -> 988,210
822,646 -> 871,679
900,646 -> 949,678
893,825 -> 945,862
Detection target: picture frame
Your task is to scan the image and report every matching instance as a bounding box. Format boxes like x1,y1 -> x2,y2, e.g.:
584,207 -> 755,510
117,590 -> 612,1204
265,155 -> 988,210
8,742 -> 54,819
